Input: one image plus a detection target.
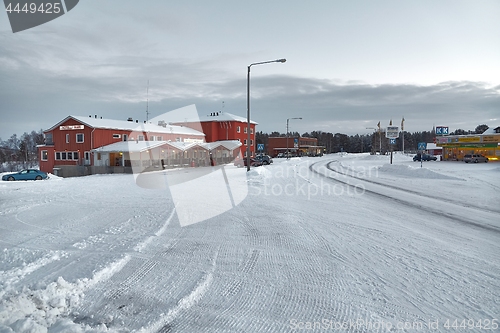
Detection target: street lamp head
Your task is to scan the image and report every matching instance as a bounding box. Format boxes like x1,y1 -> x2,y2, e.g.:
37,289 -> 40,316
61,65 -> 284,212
276,58 -> 286,63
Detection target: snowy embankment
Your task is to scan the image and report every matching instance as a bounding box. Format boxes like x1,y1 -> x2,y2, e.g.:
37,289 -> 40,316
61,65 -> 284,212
0,155 -> 499,332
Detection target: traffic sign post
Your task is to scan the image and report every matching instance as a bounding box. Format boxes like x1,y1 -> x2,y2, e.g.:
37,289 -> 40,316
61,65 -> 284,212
389,138 -> 397,164
257,143 -> 264,152
418,142 -> 427,168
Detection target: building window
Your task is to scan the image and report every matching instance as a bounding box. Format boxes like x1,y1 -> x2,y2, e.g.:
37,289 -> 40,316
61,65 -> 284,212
41,150 -> 48,161
76,133 -> 84,143
97,153 -> 101,160
66,134 -> 70,143
138,135 -> 144,141
61,152 -> 67,160
123,134 -> 128,141
236,126 -> 240,133
250,139 -> 253,146
244,139 -> 247,146
244,127 -> 248,134
73,152 -> 79,160
113,134 -> 121,139
55,152 -> 61,160
157,136 -> 163,141
45,133 -> 53,145
250,128 -> 254,134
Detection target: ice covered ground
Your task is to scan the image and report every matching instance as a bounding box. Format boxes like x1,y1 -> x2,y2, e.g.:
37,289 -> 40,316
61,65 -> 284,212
0,153 -> 499,332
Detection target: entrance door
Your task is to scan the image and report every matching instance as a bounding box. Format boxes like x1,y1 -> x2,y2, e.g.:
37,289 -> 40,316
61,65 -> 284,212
84,151 -> 90,165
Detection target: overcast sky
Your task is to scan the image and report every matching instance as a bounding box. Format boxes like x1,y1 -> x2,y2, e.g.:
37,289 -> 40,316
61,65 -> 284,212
1,0 -> 499,140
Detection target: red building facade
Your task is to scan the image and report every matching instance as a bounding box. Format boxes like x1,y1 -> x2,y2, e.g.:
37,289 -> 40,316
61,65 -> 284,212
267,137 -> 324,157
173,112 -> 257,157
37,115 -> 205,173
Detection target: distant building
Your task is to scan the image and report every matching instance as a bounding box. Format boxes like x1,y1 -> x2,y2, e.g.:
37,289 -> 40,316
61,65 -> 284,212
267,137 -> 324,157
435,126 -> 500,161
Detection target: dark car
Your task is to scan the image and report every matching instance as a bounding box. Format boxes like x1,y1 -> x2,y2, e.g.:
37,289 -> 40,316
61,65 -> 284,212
463,154 -> 488,163
233,157 -> 263,168
413,153 -> 437,162
2,169 -> 48,181
255,154 -> 273,165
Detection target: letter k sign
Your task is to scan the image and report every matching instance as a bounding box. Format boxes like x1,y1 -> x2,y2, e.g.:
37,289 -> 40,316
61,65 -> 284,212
4,0 -> 79,33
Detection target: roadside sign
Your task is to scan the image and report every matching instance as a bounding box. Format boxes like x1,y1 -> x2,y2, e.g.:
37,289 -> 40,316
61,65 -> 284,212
390,138 -> 396,145
294,138 -> 298,148
436,126 -> 449,135
257,143 -> 264,151
385,126 -> 399,138
418,142 -> 427,150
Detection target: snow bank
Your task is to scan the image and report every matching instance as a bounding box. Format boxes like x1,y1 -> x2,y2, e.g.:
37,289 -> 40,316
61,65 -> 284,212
246,166 -> 272,185
377,164 -> 463,179
0,255 -> 130,332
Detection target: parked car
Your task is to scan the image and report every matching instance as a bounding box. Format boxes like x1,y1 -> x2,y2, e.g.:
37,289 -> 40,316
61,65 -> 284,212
233,157 -> 263,168
413,153 -> 437,161
2,169 -> 48,181
255,154 -> 273,165
463,154 -> 488,163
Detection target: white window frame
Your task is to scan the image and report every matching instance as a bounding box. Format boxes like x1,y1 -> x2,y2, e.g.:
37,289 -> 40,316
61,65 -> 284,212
76,133 -> 84,143
236,126 -> 240,133
244,127 -> 248,134
55,152 -> 61,160
138,135 -> 145,141
122,134 -> 128,141
66,133 -> 70,143
41,150 -> 48,161
113,134 -> 121,139
157,136 -> 163,141
244,139 -> 247,146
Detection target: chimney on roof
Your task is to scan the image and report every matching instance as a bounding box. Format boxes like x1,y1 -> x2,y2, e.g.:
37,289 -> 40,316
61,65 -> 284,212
127,117 -> 133,122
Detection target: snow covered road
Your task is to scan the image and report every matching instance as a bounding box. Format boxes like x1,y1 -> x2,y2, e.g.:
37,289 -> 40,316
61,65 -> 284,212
0,154 -> 499,332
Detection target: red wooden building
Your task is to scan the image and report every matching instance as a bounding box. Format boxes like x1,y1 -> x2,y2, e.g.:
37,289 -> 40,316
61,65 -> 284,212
172,112 -> 257,157
267,137 -> 324,157
37,115 -> 205,174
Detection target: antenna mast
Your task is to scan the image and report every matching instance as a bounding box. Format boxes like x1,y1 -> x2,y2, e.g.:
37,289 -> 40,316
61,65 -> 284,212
146,80 -> 150,122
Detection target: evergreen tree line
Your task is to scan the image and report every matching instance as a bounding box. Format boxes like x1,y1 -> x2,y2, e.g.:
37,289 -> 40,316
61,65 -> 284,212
256,124 -> 489,155
0,130 -> 44,172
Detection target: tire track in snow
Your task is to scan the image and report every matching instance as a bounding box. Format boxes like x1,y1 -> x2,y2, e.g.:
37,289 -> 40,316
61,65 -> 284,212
332,160 -> 500,214
309,160 -> 500,234
139,249 -> 219,333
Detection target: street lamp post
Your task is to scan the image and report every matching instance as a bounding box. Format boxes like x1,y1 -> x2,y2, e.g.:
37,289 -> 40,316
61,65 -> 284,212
247,58 -> 286,171
287,117 -> 302,159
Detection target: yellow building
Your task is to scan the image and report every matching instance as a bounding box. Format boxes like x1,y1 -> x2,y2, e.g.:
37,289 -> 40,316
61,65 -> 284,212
436,127 -> 500,161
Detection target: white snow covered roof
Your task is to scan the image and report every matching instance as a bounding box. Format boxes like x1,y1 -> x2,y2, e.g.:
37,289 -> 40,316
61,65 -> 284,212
46,116 -> 205,137
93,140 -> 242,153
92,141 -> 167,153
169,112 -> 257,125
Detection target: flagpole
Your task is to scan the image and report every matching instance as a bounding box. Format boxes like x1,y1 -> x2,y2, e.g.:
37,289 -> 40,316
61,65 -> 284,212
401,117 -> 405,155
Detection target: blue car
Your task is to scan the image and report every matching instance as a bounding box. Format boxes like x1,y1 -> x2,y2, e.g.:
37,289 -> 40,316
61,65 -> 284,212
2,169 -> 48,181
